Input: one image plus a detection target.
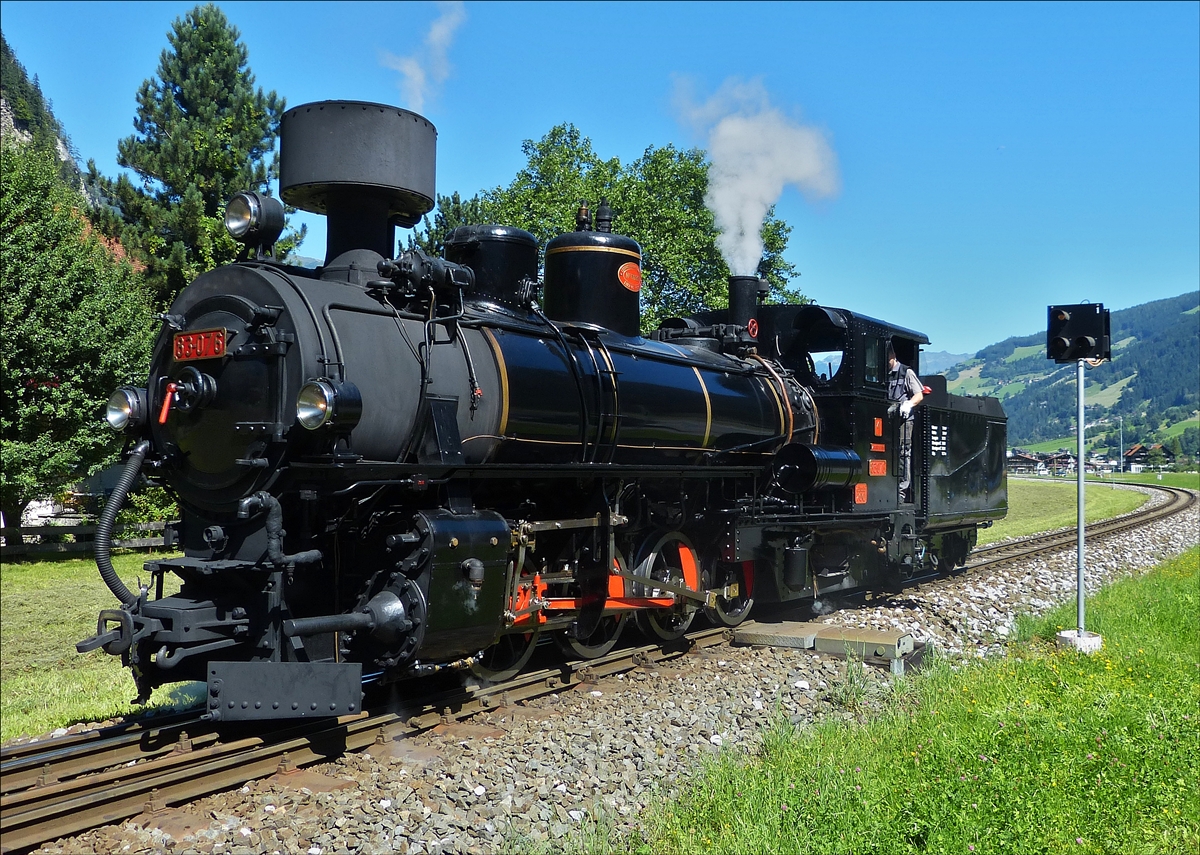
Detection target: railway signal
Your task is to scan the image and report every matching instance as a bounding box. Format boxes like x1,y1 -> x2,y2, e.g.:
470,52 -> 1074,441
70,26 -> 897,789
1046,303 -> 1111,363
1047,303 -> 1107,653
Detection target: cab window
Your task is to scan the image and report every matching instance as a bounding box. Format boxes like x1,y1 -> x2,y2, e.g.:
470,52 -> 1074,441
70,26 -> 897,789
810,348 -> 842,382
803,326 -> 846,386
864,337 -> 883,384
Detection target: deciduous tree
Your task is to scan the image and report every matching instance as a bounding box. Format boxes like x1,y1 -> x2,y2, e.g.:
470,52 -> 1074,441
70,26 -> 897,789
1,141 -> 155,530
411,124 -> 804,333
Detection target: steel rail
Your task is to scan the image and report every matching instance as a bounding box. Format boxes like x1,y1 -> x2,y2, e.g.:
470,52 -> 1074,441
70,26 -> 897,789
0,713 -> 212,797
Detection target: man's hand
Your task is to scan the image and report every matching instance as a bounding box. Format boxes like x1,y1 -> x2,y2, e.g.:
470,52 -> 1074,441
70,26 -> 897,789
899,400 -> 913,418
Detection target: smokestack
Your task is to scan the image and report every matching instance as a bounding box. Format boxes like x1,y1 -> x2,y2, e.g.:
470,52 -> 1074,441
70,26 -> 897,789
728,275 -> 769,332
280,101 -> 437,266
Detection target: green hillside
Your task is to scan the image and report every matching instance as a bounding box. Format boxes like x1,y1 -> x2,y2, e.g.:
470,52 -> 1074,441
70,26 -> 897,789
943,293 -> 1199,458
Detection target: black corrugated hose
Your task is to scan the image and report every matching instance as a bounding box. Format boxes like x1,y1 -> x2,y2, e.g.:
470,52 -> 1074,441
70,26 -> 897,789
95,440 -> 150,607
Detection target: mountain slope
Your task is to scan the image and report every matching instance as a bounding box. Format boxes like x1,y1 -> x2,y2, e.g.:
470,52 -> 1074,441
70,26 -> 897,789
0,33 -> 79,185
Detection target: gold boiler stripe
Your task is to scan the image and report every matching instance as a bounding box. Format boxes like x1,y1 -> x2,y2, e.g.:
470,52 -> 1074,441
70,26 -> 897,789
481,327 -> 510,436
692,366 -> 712,448
545,245 -> 642,260
472,436 -> 725,452
807,387 -> 821,445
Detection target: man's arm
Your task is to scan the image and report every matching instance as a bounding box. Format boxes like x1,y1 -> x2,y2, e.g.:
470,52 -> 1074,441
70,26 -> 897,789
900,369 -> 924,416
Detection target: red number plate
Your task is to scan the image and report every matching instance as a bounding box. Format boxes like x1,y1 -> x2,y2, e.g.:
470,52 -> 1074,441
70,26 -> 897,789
173,328 -> 226,362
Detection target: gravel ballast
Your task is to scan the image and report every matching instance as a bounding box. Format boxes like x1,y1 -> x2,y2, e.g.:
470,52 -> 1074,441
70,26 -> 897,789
34,488 -> 1198,855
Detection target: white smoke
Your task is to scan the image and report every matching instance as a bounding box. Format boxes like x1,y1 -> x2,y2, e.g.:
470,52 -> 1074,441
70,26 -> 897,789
382,1 -> 467,114
675,77 -> 840,276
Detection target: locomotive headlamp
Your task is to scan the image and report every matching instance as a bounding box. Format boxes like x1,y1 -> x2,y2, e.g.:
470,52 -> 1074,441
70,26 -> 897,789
105,387 -> 147,433
223,191 -> 285,248
296,380 -> 362,430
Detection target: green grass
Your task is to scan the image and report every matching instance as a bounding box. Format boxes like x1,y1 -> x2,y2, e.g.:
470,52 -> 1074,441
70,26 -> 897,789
1089,374 -> 1136,408
1092,471 -> 1200,491
1019,436 -> 1081,454
979,479 -> 1145,544
1161,414 -> 1200,439
0,551 -> 198,742
642,548 -> 1200,855
1003,344 -> 1043,363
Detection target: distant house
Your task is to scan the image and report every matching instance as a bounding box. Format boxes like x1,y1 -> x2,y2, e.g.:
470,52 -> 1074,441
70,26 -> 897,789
1007,450 -> 1043,474
1043,451 -> 1075,475
1124,443 -> 1174,473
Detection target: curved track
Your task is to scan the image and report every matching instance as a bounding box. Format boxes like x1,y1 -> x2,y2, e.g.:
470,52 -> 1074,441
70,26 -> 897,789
3,484 -> 1192,853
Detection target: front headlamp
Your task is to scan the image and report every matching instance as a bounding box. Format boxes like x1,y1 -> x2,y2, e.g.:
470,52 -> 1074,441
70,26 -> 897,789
296,380 -> 361,431
105,387 -> 147,433
223,191 -> 285,247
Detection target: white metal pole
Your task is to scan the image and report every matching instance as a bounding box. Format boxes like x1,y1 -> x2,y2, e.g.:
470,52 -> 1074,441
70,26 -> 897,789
1077,358 -> 1086,636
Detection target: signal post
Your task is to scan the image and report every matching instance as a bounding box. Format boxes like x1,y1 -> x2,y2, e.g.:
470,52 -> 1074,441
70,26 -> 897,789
1046,303 -> 1111,654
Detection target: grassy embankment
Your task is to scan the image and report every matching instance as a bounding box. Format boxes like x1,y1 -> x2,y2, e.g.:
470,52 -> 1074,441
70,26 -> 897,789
0,551 -> 194,743
643,546 -> 1200,854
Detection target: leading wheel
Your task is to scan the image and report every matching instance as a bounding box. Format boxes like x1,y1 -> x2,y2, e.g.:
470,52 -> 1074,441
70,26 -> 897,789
633,531 -> 700,643
469,627 -> 540,683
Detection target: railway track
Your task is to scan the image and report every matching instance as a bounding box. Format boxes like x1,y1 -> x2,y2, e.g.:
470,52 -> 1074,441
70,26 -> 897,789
3,483 -> 1191,854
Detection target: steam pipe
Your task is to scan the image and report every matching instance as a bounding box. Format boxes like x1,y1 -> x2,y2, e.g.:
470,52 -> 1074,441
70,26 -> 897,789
95,440 -> 150,606
238,492 -> 323,567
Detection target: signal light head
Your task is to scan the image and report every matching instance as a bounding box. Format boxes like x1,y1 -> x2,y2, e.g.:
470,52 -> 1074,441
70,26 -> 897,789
1047,304 -> 1110,364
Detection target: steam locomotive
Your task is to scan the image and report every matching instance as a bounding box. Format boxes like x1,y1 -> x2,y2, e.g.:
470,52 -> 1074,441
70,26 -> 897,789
79,102 -> 1007,721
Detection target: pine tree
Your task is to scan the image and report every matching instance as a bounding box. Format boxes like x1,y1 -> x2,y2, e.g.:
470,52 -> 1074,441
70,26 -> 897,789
93,4 -> 299,305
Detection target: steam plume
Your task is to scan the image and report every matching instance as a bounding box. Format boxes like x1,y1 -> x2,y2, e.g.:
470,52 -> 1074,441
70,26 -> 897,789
382,1 -> 466,113
675,77 -> 840,276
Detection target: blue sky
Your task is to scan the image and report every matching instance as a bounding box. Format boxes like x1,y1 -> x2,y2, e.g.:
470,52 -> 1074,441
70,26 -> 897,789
2,1 -> 1197,355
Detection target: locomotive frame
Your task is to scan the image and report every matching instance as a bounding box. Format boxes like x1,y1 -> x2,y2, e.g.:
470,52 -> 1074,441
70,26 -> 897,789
80,101 -> 1007,721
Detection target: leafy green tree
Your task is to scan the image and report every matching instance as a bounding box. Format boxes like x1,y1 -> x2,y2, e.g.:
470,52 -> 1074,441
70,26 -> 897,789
90,4 -> 300,305
1,141 -> 155,531
410,123 -> 804,333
